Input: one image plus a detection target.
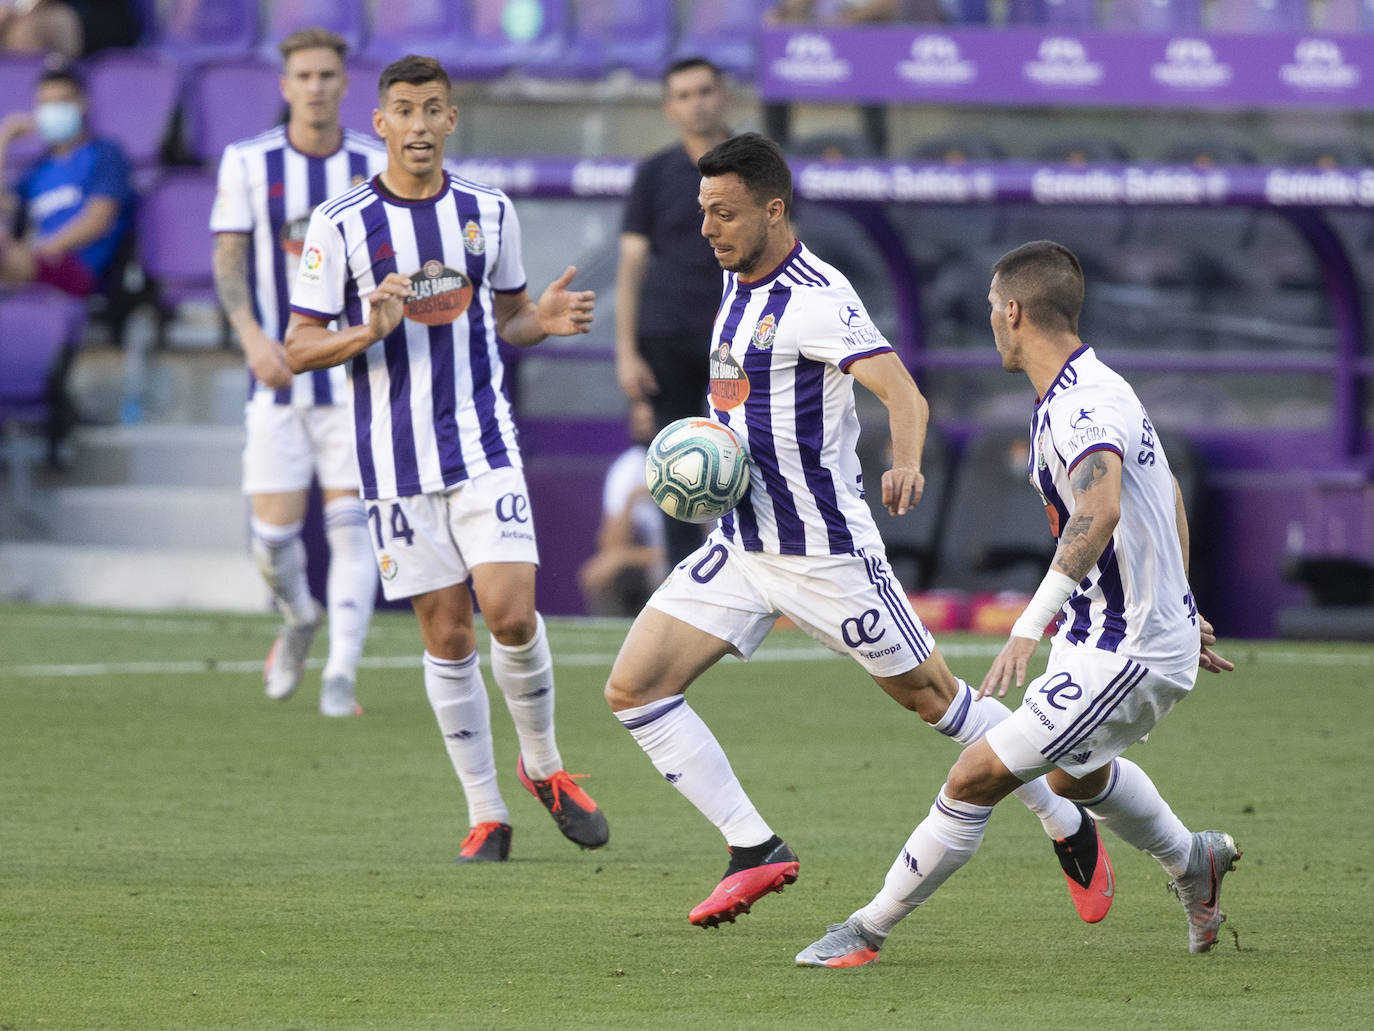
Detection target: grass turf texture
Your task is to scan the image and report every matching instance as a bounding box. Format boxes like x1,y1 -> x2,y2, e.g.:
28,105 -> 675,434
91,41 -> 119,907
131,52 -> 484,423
1,604 -> 1371,1030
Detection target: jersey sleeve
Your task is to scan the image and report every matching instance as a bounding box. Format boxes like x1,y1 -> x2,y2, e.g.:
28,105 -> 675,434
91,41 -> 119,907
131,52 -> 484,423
489,193 -> 528,294
1046,386 -> 1131,473
795,284 -> 893,372
288,208 -> 346,320
209,143 -> 253,233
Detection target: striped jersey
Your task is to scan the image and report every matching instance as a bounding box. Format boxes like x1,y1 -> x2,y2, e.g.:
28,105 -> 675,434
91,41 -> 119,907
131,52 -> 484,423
210,125 -> 387,407
710,241 -> 893,556
1030,345 -> 1199,672
289,171 -> 528,501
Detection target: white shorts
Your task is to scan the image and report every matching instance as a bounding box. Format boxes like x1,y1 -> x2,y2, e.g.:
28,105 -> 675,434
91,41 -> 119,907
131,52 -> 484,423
648,530 -> 935,677
242,402 -> 359,494
985,641 -> 1196,781
365,466 -> 539,601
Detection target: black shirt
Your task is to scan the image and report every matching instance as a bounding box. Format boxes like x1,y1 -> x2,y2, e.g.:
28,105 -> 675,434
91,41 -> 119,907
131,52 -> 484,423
621,143 -> 723,338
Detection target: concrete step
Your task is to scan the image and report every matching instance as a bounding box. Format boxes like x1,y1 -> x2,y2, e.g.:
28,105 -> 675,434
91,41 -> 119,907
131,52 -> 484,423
68,343 -> 247,427
62,424 -> 243,487
0,542 -> 265,611
47,484 -> 249,549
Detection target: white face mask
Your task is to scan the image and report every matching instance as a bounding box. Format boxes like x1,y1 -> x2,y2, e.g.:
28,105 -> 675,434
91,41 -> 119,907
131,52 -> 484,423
34,101 -> 83,145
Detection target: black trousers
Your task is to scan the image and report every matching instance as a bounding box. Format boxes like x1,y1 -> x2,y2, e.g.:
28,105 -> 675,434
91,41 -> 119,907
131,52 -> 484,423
640,330 -> 712,567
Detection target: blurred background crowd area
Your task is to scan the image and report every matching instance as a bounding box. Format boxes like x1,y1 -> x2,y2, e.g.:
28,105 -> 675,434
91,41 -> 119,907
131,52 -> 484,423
1,0 -> 1371,639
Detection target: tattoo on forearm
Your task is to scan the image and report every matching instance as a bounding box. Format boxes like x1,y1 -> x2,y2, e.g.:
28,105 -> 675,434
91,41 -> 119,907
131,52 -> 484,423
212,234 -> 252,319
1054,513 -> 1098,581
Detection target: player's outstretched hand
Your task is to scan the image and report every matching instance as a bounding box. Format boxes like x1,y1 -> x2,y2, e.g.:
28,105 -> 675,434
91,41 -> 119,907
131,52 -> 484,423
1198,616 -> 1235,674
367,272 -> 413,342
978,634 -> 1039,699
882,466 -> 925,516
537,265 -> 595,336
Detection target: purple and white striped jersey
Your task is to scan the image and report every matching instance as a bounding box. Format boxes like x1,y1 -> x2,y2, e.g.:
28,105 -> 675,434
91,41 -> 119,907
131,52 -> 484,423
710,241 -> 892,557
210,125 -> 387,408
1030,345 -> 1200,672
288,172 -> 528,501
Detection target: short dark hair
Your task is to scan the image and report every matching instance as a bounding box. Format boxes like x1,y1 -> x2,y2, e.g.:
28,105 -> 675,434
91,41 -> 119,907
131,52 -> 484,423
280,27 -> 348,63
992,240 -> 1084,334
378,55 -> 451,100
698,132 -> 792,217
662,56 -> 720,88
37,63 -> 84,94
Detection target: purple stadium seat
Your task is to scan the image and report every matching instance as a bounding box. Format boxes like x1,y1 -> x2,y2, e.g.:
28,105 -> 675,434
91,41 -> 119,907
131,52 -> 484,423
260,0 -> 368,59
1208,0 -> 1309,30
673,0 -> 769,79
942,0 -> 992,23
1105,0 -> 1203,31
0,56 -> 46,177
186,57 -> 284,164
361,0 -> 463,63
1313,0 -> 1374,29
364,0 -> 569,78
155,0 -> 259,64
341,59 -> 384,136
83,51 -> 179,172
1005,0 -> 1099,26
525,0 -> 674,80
0,287 -> 85,426
137,170 -> 218,317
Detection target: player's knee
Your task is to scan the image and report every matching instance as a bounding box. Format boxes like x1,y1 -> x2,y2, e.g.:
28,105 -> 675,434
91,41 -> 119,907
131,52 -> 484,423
945,744 -> 1017,807
484,608 -> 536,647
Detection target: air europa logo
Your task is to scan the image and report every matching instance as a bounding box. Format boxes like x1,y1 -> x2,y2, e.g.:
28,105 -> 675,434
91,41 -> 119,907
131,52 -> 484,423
771,32 -> 851,83
405,259 -> 473,325
1152,38 -> 1232,89
1023,37 -> 1103,88
1281,39 -> 1360,90
897,34 -> 976,86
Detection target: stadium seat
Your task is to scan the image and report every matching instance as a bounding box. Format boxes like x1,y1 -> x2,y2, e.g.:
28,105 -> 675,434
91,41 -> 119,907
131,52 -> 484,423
260,0 -> 368,59
1314,0 -> 1374,29
0,285 -> 87,504
83,50 -> 180,176
932,425 -> 1057,594
1207,0 -> 1309,30
525,0 -> 674,80
1105,0 -> 1203,30
0,56 -> 46,177
673,0 -> 770,80
366,0 -> 570,78
341,59 -> 384,136
1005,0 -> 1100,26
185,57 -> 285,165
136,171 -> 220,346
942,0 -> 993,24
154,0 -> 260,65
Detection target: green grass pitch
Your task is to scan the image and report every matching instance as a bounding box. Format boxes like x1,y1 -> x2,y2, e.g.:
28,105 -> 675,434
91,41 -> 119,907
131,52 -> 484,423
2,604 -> 1371,1030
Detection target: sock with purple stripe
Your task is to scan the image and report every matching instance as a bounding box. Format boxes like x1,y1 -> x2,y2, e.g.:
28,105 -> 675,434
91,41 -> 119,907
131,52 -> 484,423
1083,757 -> 1192,877
857,786 -> 992,939
615,695 -> 773,847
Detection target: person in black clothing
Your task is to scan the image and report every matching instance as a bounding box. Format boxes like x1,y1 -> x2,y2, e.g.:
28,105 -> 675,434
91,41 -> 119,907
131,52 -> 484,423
1,1 -> 139,59
614,56 -> 731,567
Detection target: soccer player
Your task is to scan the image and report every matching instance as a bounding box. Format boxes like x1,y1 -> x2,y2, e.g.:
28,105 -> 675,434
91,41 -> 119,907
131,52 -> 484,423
211,28 -> 386,717
604,134 -> 1110,929
798,241 -> 1240,967
283,55 -> 608,861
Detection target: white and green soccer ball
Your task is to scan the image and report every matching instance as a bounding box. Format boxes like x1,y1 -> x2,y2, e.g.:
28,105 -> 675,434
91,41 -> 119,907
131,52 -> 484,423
645,417 -> 752,524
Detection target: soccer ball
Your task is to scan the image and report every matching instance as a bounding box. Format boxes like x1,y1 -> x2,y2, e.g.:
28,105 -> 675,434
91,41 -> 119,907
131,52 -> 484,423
645,418 -> 752,524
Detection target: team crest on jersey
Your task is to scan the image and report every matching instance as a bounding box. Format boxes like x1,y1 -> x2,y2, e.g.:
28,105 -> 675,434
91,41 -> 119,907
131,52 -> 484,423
463,219 -> 485,254
709,340 -> 750,411
378,553 -> 399,581
405,260 -> 474,325
280,215 -> 311,257
1036,429 -> 1048,470
751,313 -> 777,350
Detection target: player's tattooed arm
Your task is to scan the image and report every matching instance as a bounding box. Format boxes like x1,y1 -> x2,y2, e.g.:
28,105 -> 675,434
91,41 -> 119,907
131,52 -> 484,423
214,232 -> 293,388
1051,450 -> 1122,582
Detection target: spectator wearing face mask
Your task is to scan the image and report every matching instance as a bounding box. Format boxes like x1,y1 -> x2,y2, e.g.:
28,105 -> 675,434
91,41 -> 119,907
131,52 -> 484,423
0,63 -> 134,297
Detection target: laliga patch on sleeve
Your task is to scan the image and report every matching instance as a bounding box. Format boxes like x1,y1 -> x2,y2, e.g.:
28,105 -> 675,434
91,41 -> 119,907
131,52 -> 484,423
300,244 -> 325,284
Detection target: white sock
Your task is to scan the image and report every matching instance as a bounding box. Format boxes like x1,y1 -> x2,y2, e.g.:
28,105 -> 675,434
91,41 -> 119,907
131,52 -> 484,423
932,680 -> 1081,840
424,651 -> 508,826
250,516 -> 316,625
858,787 -> 993,940
321,497 -> 377,682
615,696 -> 773,847
1083,757 -> 1192,877
488,613 -> 562,779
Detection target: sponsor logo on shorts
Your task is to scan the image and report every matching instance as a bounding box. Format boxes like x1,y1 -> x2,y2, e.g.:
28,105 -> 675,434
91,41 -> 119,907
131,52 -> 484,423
404,260 -> 474,325
495,492 -> 530,523
378,553 -> 399,580
862,643 -> 902,659
840,609 -> 885,648
1038,671 -> 1083,710
499,529 -> 534,541
1069,750 -> 1093,765
1026,698 -> 1056,730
